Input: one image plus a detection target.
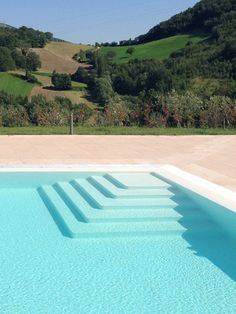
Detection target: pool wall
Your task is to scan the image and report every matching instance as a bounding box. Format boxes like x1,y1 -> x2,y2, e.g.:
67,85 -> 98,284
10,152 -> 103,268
155,171 -> 236,240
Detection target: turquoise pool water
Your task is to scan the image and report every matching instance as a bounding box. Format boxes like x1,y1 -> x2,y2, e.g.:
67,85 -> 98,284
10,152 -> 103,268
0,171 -> 236,313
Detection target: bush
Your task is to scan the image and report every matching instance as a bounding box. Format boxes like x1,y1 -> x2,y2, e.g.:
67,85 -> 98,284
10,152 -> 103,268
104,98 -> 130,126
0,108 -> 3,127
126,47 -> 135,55
29,95 -> 68,126
25,71 -> 40,84
51,71 -> 72,90
203,96 -> 236,128
73,103 -> 93,125
2,105 -> 29,127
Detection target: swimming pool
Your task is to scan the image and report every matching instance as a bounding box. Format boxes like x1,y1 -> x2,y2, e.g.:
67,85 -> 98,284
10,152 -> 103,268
0,166 -> 236,313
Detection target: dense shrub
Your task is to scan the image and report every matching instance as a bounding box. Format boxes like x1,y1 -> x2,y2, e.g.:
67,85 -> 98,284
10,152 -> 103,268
29,95 -> 68,126
73,103 -> 93,125
104,100 -> 130,126
0,91 -> 235,129
51,71 -> 72,90
2,105 -> 29,127
0,108 -> 2,127
203,96 -> 236,128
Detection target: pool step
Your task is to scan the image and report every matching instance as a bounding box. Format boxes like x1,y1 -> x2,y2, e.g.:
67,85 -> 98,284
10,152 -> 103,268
38,184 -> 216,239
104,173 -> 170,189
71,179 -> 193,210
53,181 -> 205,223
38,185 -> 188,238
87,175 -> 174,199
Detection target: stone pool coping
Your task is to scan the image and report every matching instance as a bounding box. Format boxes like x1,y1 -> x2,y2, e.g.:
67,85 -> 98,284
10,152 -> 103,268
0,135 -> 235,191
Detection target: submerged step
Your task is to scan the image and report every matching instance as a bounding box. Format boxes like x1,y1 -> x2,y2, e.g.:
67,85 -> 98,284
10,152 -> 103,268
71,179 -> 187,210
54,181 -> 193,223
88,176 -> 174,199
105,173 -> 170,189
38,184 -> 216,239
38,185 -> 85,238
38,185 -> 187,238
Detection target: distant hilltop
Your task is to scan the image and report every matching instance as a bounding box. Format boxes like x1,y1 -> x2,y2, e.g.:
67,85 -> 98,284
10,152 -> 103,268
0,22 -> 67,42
0,22 -> 15,29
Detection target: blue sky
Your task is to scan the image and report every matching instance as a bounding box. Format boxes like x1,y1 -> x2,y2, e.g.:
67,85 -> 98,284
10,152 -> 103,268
1,0 -> 199,44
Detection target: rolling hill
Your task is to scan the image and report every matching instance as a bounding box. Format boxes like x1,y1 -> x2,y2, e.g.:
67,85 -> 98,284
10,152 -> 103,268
134,0 -> 236,44
100,34 -> 204,64
33,42 -> 91,73
0,36 -> 93,103
29,42 -> 94,105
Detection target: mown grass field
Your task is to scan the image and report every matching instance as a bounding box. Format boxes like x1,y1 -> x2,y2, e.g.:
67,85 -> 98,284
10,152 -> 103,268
33,42 -> 91,73
101,34 -> 205,64
0,72 -> 34,97
0,126 -> 235,135
45,42 -> 91,60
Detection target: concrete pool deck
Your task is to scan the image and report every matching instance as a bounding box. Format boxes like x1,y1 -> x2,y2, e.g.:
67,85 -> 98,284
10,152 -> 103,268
0,135 -> 236,192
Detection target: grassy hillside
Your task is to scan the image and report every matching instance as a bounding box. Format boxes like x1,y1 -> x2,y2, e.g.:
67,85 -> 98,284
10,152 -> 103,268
31,71 -> 95,107
33,42 -> 91,73
101,34 -> 204,64
0,73 -> 34,97
46,42 -> 91,60
29,42 -> 95,105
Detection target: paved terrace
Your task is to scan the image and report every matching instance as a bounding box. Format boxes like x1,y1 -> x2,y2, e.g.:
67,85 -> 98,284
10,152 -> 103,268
0,135 -> 235,192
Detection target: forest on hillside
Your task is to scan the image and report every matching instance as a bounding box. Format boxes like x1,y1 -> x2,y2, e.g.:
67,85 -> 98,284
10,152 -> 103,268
0,26 -> 51,73
67,0 -> 236,128
0,0 -> 235,129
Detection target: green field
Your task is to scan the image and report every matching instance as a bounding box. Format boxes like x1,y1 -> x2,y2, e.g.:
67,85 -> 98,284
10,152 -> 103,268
101,34 -> 205,64
0,73 -> 35,97
0,126 -> 235,135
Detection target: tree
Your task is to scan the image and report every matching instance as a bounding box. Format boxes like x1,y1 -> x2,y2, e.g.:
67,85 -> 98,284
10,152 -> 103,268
106,51 -> 116,61
85,49 -> 97,65
92,76 -> 114,105
12,49 -> 26,69
73,50 -> 87,63
0,47 -> 15,71
45,32 -> 53,42
26,51 -> 41,71
51,71 -> 72,90
71,67 -> 88,83
79,49 -> 86,63
126,47 -> 135,56
223,40 -> 236,60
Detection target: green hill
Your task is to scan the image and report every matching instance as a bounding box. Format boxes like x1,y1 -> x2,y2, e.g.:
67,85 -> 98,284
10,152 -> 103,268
101,34 -> 204,64
135,0 -> 236,43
